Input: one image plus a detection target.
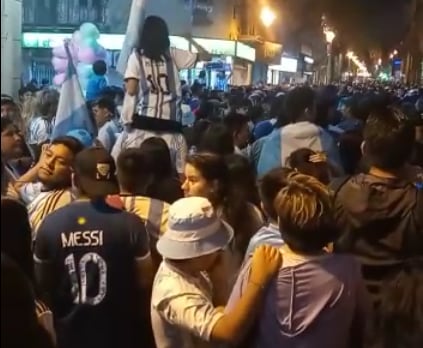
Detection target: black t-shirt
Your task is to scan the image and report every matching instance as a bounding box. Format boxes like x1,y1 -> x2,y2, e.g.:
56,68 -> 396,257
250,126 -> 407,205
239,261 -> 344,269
35,200 -> 150,348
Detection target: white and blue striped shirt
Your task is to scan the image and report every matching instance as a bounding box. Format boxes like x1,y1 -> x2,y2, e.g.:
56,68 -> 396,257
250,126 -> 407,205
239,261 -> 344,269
27,117 -> 54,145
122,48 -> 197,124
111,129 -> 187,175
97,119 -> 122,153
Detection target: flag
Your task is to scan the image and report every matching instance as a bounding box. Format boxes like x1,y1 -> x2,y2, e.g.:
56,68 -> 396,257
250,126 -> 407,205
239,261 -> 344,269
52,42 -> 96,140
116,0 -> 146,75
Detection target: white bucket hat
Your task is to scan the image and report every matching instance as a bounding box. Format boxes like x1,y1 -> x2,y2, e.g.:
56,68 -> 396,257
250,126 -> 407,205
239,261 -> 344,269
157,197 -> 234,260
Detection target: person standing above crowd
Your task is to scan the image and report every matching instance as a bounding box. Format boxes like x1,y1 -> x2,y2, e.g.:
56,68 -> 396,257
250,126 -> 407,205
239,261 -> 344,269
113,16 -> 193,171
112,15 -> 209,178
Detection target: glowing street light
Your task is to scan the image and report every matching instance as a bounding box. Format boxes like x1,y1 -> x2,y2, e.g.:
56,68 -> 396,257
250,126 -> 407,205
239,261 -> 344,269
324,29 -> 336,44
260,7 -> 276,27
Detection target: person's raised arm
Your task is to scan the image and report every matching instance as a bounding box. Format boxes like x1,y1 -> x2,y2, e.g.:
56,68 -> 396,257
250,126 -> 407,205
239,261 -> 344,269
121,52 -> 141,124
210,245 -> 281,344
14,144 -> 48,192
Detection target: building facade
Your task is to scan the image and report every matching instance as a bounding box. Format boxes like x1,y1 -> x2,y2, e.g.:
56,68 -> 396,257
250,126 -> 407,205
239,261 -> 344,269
1,0 -> 22,98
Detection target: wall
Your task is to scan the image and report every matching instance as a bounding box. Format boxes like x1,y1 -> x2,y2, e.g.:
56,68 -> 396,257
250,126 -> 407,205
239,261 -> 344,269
1,0 -> 22,98
107,0 -> 236,39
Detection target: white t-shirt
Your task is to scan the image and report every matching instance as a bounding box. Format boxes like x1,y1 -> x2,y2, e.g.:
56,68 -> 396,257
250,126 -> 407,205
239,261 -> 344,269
111,129 -> 187,175
151,261 -> 223,348
122,47 -> 197,123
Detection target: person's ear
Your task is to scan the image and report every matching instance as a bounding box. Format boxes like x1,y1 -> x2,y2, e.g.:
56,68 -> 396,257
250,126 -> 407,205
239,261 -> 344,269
210,179 -> 219,195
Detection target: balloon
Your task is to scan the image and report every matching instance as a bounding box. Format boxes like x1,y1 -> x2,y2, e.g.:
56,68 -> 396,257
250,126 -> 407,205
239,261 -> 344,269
82,37 -> 98,49
95,46 -> 107,60
78,47 -> 97,64
77,63 -> 93,77
52,57 -> 68,73
52,46 -> 67,59
79,23 -> 100,43
72,30 -> 82,44
53,73 -> 66,86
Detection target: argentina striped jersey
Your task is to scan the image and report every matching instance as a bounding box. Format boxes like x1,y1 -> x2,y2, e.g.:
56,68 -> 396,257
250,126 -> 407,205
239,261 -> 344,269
123,47 -> 197,123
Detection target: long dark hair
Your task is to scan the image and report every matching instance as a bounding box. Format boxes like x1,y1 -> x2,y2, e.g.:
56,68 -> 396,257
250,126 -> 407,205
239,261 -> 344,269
1,254 -> 55,348
186,153 -> 259,256
1,198 -> 35,287
137,16 -> 170,61
139,137 -> 174,179
286,148 -> 330,185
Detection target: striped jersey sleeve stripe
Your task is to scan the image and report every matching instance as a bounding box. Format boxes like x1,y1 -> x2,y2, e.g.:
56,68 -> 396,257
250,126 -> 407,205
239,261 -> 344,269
31,190 -> 74,235
146,199 -> 164,239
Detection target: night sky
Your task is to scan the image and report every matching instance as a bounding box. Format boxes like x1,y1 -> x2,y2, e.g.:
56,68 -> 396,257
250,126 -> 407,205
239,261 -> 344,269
278,0 -> 419,55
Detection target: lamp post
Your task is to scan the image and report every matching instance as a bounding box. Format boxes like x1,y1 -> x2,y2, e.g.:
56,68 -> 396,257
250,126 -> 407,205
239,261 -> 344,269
260,6 -> 276,27
324,29 -> 335,83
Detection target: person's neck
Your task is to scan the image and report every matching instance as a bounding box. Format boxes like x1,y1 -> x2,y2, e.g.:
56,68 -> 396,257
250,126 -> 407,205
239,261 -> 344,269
166,260 -> 200,277
42,182 -> 71,192
368,166 -> 401,179
268,219 -> 278,228
281,244 -> 325,257
119,188 -> 146,196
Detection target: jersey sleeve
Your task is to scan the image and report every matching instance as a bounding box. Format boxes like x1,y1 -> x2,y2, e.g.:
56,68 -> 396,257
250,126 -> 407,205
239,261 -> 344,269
34,218 -> 54,264
170,47 -> 198,70
173,134 -> 188,175
129,214 -> 151,260
156,292 -> 223,341
124,51 -> 142,80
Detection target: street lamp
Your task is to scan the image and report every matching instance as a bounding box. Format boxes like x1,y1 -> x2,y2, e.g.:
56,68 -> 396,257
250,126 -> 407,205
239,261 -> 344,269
324,29 -> 336,44
260,6 -> 276,27
324,28 -> 336,83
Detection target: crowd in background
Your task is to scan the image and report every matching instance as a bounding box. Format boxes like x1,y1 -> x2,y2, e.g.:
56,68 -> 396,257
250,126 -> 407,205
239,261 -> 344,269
1,15 -> 423,348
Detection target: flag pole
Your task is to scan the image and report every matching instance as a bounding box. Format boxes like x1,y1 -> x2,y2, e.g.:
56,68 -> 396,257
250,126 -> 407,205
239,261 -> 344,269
117,0 -> 147,75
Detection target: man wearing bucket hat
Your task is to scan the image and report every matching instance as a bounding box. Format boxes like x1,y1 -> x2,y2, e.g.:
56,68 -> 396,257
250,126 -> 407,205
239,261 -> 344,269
151,196 -> 282,348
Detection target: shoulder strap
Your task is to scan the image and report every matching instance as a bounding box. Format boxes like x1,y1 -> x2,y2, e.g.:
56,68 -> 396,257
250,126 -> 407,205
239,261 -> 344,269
329,175 -> 351,197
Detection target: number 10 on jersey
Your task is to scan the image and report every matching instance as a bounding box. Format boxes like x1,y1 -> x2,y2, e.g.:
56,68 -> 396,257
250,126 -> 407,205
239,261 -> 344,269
65,252 -> 107,306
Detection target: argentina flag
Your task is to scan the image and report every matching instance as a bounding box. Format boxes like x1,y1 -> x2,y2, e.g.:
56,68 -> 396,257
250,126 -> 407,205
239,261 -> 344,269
52,42 -> 96,140
257,122 -> 343,177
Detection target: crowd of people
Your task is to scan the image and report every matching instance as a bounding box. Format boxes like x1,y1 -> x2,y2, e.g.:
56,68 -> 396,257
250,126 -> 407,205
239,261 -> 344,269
1,15 -> 423,348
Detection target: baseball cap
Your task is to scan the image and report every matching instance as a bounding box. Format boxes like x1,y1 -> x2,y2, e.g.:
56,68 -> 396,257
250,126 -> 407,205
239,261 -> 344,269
73,147 -> 118,197
157,197 -> 234,260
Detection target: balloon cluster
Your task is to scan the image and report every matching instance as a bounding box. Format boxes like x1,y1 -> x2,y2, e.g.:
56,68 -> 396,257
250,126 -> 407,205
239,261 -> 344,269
51,23 -> 107,89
